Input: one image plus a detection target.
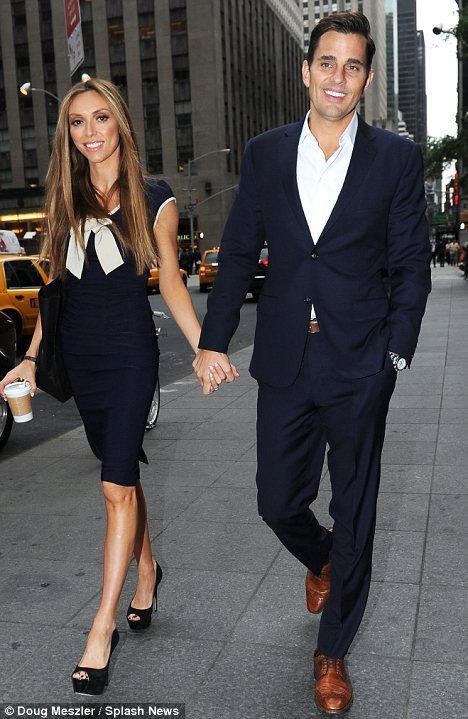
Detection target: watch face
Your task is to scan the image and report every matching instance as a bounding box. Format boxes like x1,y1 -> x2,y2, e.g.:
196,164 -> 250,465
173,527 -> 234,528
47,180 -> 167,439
396,357 -> 407,371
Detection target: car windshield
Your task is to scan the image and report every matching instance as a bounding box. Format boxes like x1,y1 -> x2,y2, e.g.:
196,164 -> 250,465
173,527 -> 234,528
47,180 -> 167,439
205,252 -> 219,264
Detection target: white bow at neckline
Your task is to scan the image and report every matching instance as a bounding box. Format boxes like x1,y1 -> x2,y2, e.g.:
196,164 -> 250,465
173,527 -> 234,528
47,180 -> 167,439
66,217 -> 125,279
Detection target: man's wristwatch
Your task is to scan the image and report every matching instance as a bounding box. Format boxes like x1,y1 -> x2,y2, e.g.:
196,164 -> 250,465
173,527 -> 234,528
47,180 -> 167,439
389,351 -> 407,371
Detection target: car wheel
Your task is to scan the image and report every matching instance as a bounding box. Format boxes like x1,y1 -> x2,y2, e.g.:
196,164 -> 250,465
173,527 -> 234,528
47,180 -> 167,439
145,378 -> 160,431
0,397 -> 13,452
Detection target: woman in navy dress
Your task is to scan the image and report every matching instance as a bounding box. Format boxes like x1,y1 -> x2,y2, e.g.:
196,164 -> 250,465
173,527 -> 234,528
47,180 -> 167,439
0,78 -> 216,695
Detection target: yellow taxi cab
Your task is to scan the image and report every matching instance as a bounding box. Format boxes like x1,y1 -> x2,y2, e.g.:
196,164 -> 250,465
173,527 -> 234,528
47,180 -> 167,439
147,266 -> 188,294
199,247 -> 220,292
0,254 -> 48,340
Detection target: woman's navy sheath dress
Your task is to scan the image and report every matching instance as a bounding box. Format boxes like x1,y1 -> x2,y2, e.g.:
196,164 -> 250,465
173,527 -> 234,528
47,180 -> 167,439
60,179 -> 176,487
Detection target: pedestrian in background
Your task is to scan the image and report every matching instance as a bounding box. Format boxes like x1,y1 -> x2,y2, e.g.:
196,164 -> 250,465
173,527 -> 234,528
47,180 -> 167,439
431,238 -> 437,267
0,78 -> 203,696
194,247 -> 202,274
194,12 -> 430,715
179,247 -> 188,272
185,248 -> 194,276
437,239 -> 446,267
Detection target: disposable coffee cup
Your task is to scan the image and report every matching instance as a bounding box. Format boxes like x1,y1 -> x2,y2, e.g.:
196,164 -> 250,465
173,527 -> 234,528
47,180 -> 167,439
4,380 -> 33,423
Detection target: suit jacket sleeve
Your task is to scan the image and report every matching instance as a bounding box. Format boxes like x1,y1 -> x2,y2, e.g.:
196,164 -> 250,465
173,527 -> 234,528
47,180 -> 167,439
386,142 -> 431,364
198,139 -> 266,353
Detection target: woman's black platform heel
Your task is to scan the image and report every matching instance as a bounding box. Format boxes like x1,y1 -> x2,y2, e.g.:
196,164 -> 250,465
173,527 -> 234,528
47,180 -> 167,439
71,628 -> 119,696
126,561 -> 163,632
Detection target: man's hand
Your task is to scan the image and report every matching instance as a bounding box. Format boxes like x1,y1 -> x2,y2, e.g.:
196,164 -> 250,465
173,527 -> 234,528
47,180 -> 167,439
192,350 -> 239,395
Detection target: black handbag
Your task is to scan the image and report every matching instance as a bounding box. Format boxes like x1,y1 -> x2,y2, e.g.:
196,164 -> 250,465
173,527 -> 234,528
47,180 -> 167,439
36,277 -> 73,402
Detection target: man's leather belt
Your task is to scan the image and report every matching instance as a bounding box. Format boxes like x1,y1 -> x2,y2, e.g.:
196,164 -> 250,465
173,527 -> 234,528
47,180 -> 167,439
308,319 -> 320,333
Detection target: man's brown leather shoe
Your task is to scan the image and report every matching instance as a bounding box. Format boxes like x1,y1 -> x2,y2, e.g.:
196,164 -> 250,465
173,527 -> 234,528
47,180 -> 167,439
305,527 -> 333,614
313,650 -> 353,715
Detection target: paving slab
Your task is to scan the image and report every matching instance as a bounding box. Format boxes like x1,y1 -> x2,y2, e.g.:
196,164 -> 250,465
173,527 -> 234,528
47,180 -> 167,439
156,517 -> 281,573
431,464 -> 468,494
379,465 -> 433,493
413,585 -> 467,662
422,533 -> 468,586
407,661 -> 467,719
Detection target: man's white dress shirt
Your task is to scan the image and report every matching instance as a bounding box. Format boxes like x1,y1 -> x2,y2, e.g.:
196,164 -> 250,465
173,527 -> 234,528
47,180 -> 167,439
296,110 -> 358,319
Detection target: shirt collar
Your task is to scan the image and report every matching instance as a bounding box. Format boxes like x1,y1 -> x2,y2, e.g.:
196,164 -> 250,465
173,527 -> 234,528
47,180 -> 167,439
299,109 -> 358,149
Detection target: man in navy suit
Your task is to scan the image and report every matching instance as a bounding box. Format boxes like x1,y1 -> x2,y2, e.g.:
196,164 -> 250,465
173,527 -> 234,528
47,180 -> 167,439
193,12 -> 431,714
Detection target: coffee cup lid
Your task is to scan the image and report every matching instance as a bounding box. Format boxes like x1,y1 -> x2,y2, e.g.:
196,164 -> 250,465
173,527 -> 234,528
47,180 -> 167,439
4,379 -> 31,397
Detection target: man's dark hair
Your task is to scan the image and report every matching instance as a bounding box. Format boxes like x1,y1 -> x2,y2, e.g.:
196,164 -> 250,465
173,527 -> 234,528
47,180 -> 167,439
306,12 -> 376,71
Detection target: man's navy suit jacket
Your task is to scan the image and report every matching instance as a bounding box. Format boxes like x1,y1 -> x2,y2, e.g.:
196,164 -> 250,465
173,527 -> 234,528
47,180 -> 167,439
199,114 -> 432,387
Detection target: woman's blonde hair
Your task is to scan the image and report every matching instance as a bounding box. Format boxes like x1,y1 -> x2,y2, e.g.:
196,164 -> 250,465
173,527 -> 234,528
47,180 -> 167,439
41,78 -> 156,277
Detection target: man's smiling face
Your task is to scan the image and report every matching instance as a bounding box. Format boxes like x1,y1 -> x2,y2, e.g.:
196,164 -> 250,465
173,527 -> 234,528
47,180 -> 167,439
302,30 -> 374,123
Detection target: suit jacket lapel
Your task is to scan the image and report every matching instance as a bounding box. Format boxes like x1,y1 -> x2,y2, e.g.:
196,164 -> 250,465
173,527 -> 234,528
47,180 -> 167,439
279,121 -> 314,246
278,114 -> 378,249
316,115 -> 377,245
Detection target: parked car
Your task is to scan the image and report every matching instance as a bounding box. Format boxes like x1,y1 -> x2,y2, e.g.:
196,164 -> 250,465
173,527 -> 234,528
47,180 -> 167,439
0,254 -> 48,342
147,266 -> 188,294
199,248 -> 220,292
0,310 -> 16,451
199,245 -> 269,299
249,246 -> 269,301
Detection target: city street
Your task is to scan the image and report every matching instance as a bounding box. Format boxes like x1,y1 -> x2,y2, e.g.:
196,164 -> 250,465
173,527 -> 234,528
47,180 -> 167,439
0,0 -> 464,715
0,264 -> 466,718
3,276 -> 259,458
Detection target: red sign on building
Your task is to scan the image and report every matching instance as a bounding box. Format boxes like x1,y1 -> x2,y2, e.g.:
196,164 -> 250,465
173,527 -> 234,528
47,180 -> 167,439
64,0 -> 84,76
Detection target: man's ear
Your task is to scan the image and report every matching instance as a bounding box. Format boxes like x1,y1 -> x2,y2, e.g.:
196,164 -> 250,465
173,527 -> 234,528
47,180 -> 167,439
363,67 -> 374,92
302,59 -> 311,88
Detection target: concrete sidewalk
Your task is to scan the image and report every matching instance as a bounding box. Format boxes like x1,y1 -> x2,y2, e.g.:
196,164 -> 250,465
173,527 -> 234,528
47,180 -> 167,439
0,265 -> 466,718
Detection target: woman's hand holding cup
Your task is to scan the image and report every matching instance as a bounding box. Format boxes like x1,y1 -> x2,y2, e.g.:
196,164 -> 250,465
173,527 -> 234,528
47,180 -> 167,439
0,359 -> 37,401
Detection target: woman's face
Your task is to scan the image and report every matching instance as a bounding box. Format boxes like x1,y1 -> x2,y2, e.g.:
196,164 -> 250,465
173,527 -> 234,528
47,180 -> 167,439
68,90 -> 120,166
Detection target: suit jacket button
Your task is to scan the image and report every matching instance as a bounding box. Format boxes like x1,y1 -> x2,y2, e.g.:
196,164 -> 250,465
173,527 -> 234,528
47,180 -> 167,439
311,251 -> 318,259
304,297 -> 312,303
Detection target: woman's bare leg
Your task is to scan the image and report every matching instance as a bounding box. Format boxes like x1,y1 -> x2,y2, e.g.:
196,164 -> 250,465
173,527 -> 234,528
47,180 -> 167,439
127,478 -> 157,621
73,482 -> 138,678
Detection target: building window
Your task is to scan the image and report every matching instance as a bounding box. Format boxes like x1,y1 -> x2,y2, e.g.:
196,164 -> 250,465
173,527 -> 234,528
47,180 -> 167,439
106,0 -> 123,19
39,0 -> 58,148
106,2 -> 126,98
138,0 -> 162,174
170,0 -> 193,167
12,0 -> 38,183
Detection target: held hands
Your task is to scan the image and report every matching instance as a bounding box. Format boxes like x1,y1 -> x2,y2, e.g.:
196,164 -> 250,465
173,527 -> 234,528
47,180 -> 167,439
192,350 -> 239,395
0,360 -> 37,400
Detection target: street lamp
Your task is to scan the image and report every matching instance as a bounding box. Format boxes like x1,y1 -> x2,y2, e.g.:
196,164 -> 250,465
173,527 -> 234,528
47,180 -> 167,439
19,74 -> 91,103
19,82 -> 60,103
185,148 -> 230,251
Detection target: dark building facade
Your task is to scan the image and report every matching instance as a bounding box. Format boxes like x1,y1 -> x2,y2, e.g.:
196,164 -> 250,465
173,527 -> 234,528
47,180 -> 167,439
416,30 -> 427,143
0,0 -> 305,248
385,0 -> 398,131
397,0 -> 418,141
